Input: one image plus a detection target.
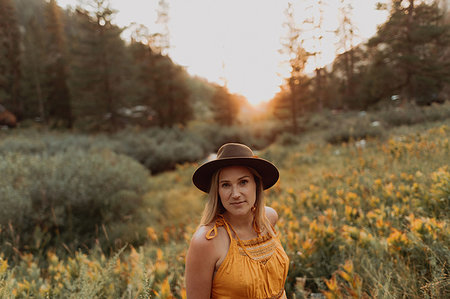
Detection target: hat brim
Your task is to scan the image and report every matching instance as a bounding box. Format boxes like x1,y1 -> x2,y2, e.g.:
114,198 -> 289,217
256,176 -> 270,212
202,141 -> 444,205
192,157 -> 279,193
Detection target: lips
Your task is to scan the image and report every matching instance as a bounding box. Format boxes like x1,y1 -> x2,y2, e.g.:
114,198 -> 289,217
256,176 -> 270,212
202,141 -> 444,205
230,201 -> 246,205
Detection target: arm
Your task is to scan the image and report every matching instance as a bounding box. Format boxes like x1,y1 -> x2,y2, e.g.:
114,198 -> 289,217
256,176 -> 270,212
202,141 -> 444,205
185,227 -> 219,299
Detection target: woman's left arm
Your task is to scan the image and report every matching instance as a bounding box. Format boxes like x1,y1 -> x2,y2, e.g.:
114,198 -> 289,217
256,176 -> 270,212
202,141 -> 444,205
185,227 -> 219,299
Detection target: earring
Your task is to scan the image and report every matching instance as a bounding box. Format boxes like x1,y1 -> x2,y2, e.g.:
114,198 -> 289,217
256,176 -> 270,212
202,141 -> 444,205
251,206 -> 256,213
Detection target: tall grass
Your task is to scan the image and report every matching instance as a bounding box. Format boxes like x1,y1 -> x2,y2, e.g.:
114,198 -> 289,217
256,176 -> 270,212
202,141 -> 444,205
0,116 -> 448,298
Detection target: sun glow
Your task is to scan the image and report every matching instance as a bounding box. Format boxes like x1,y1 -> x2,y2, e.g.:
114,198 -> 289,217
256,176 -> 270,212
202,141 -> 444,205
57,0 -> 388,106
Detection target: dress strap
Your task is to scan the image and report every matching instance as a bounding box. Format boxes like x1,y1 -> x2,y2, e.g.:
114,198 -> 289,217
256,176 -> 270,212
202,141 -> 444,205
205,215 -> 270,259
266,216 -> 278,235
219,217 -> 257,259
253,218 -> 262,237
205,215 -> 233,240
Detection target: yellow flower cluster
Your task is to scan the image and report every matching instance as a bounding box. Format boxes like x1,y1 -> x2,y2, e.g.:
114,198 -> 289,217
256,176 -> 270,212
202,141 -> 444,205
1,123 -> 448,298
267,124 -> 449,296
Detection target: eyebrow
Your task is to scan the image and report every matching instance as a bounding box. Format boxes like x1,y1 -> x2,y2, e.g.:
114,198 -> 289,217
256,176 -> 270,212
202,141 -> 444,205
219,175 -> 251,183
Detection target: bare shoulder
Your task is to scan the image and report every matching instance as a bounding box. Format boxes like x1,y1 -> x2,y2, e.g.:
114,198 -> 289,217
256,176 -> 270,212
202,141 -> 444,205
189,223 -> 228,254
186,223 -> 224,298
186,223 -> 229,273
186,224 -> 220,279
265,206 -> 279,226
189,224 -> 218,251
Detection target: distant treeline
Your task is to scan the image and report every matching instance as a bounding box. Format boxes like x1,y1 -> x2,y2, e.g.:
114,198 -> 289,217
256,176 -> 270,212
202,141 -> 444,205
271,0 -> 450,134
0,0 -> 449,133
0,0 -> 242,130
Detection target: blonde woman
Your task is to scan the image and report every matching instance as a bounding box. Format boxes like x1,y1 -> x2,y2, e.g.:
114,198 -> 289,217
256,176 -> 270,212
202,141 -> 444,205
186,143 -> 289,299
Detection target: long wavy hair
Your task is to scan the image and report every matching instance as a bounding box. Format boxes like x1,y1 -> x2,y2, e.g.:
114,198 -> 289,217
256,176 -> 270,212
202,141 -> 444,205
199,166 -> 275,237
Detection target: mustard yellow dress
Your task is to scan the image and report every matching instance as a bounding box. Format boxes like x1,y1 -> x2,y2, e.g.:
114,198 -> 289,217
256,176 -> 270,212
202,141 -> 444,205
205,215 -> 289,299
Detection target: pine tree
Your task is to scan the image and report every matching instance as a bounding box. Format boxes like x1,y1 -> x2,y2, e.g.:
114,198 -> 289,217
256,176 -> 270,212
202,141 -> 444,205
331,45 -> 369,109
150,54 -> 192,127
334,0 -> 358,108
69,0 -> 128,130
45,0 -> 72,127
0,0 -> 21,116
210,84 -> 239,126
275,3 -> 311,134
184,75 -> 216,121
367,0 -> 450,105
301,0 -> 329,111
15,0 -> 47,121
129,40 -> 193,127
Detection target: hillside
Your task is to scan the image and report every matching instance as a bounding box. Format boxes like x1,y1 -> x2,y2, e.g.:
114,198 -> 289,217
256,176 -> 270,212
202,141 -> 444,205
0,111 -> 448,297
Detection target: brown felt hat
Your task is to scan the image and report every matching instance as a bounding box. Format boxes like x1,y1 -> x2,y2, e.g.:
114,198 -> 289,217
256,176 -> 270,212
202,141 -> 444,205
192,143 -> 279,193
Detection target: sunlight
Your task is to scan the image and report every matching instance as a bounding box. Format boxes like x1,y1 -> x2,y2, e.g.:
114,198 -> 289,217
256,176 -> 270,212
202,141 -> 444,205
57,0 -> 388,105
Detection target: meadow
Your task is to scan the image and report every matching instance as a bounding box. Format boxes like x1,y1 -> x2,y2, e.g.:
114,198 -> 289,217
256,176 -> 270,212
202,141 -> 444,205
0,106 -> 449,298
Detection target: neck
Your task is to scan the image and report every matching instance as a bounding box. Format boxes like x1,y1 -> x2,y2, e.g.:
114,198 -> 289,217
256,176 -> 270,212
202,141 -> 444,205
223,212 -> 254,231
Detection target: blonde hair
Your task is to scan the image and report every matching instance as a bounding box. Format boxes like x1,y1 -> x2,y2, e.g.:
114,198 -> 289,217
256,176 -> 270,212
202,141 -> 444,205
200,167 -> 275,237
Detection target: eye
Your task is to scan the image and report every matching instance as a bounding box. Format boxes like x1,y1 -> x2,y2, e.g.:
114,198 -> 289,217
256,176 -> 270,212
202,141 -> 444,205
221,182 -> 231,188
239,179 -> 248,186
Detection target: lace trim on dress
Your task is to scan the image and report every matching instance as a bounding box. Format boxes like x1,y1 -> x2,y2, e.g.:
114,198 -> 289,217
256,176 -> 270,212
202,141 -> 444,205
206,215 -> 278,263
241,233 -> 272,246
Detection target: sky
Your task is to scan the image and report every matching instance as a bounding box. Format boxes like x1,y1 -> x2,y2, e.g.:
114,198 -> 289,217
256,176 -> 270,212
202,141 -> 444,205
57,0 -> 389,105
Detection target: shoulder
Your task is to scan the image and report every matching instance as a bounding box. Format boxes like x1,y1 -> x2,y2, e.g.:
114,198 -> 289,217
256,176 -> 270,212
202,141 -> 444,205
265,206 -> 279,227
186,223 -> 228,298
190,224 -> 217,250
186,223 -> 229,272
188,223 -> 228,254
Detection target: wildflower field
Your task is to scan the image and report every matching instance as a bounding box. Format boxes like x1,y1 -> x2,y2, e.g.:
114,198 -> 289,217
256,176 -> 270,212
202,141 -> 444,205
0,120 -> 449,298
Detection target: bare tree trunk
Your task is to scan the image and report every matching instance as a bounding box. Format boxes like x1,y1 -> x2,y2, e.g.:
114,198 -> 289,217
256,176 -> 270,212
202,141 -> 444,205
402,0 -> 415,104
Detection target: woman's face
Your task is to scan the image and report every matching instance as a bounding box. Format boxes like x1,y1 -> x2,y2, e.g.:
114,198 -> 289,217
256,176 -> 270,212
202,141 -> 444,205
218,166 -> 257,217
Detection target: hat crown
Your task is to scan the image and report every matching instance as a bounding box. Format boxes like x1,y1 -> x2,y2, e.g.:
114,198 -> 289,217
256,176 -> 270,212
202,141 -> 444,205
217,143 -> 254,159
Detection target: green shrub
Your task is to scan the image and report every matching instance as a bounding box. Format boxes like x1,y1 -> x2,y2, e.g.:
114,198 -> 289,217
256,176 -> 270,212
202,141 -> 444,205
325,123 -> 383,144
276,132 -> 302,146
381,107 -> 426,127
0,150 -> 150,256
376,102 -> 450,127
0,123 -> 279,175
0,128 -> 209,174
0,132 -> 118,156
113,127 -> 207,173
259,145 -> 293,169
188,122 -> 275,151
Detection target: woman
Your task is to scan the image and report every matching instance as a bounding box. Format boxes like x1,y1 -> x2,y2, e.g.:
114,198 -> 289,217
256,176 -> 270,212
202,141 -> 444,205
186,143 -> 289,299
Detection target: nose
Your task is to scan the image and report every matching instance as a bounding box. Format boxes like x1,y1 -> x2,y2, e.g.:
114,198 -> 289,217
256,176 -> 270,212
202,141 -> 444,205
231,186 -> 240,199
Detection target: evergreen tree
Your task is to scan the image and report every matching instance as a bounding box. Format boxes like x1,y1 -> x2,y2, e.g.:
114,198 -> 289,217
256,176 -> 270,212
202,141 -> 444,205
210,84 -> 239,126
275,3 -> 311,134
184,75 -> 216,121
150,54 -> 192,127
367,0 -> 450,105
330,38 -> 375,110
307,0 -> 327,111
127,40 -> 161,126
45,0 -> 72,127
15,0 -> 47,121
129,40 -> 192,127
0,0 -> 21,116
333,0 -> 359,109
69,0 -> 129,130
331,45 -> 369,109
126,40 -> 154,125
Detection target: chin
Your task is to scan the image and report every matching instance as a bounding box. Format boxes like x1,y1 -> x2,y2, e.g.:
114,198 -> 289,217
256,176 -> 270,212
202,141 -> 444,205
226,206 -> 251,217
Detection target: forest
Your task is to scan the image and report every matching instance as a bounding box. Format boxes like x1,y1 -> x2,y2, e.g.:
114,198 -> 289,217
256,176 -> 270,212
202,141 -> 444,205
0,0 -> 449,298
0,0 -> 448,132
